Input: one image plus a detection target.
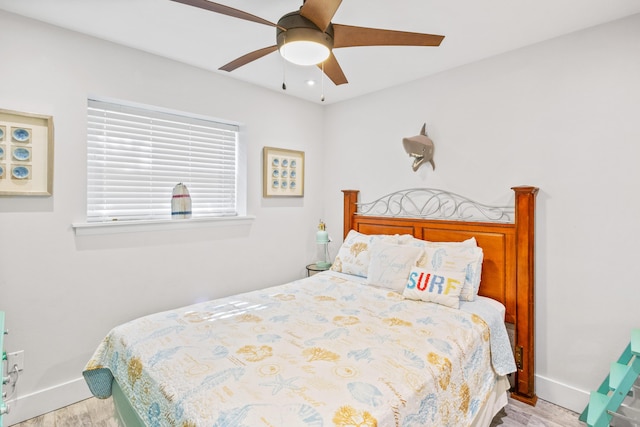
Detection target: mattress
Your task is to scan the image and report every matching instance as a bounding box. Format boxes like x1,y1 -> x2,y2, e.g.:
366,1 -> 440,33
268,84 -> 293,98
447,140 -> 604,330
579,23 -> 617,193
84,271 -> 515,426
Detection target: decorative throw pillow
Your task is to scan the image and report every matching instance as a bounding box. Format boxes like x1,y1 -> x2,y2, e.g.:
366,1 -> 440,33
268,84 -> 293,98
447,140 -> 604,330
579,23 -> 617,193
402,267 -> 466,309
330,230 -> 399,278
365,242 -> 424,292
415,242 -> 483,301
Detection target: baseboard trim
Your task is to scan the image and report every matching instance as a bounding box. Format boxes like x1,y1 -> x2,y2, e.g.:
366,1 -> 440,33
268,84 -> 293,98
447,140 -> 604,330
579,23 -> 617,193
3,377 -> 92,426
3,373 -> 591,424
535,373 -> 589,414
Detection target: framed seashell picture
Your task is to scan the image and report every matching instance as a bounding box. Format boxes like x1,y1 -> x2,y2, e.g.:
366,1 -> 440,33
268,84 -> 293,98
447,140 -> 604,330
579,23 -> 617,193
263,146 -> 304,197
0,109 -> 54,196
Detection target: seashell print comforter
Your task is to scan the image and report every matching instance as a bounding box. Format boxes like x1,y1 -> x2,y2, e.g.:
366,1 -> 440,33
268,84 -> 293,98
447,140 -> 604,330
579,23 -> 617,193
83,271 -> 515,427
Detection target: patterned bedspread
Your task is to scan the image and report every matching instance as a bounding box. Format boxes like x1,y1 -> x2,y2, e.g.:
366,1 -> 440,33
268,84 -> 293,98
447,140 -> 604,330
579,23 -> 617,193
83,271 -> 513,427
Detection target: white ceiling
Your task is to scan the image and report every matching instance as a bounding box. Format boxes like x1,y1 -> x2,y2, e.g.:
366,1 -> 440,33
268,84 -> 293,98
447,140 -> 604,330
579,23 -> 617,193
1,0 -> 639,104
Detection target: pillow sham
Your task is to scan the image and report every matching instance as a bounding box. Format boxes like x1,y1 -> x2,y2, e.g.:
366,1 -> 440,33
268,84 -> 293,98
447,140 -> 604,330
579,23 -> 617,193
330,230 -> 400,278
414,242 -> 483,302
403,267 -> 466,309
365,242 -> 424,292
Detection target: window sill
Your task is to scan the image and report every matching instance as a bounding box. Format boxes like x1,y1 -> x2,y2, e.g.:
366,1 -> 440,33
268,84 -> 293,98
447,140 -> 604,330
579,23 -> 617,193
72,215 -> 256,236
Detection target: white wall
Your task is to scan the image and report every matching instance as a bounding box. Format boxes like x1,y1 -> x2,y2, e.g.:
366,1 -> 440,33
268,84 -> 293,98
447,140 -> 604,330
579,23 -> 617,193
0,11 -> 325,424
323,13 -> 640,413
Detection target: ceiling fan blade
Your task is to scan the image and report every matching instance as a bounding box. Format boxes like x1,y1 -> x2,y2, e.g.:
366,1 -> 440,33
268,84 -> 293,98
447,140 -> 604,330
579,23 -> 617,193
333,24 -> 444,48
171,0 -> 278,28
299,0 -> 342,32
318,52 -> 348,86
219,45 -> 278,72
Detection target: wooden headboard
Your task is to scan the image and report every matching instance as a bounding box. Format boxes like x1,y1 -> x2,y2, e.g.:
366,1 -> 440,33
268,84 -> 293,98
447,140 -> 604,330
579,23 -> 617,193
342,186 -> 538,405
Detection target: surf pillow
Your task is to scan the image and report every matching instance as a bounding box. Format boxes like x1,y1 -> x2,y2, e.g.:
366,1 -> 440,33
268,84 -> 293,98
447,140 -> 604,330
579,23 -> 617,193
402,267 -> 466,309
408,239 -> 483,301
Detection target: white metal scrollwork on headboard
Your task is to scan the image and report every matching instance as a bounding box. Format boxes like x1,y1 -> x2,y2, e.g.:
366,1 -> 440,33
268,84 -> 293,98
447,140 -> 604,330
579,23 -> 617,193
356,188 -> 515,223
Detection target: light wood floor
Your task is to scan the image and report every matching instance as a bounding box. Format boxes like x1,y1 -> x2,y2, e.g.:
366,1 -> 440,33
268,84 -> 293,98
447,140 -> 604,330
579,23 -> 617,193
10,396 -> 584,426
490,398 -> 584,427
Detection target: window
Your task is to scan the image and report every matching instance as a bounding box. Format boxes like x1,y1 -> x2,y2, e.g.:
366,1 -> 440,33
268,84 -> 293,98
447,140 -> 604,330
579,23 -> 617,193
86,99 -> 240,223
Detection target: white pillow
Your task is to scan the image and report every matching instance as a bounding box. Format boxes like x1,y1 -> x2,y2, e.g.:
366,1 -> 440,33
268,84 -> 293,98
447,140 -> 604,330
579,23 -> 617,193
365,242 -> 424,292
330,230 -> 400,278
401,237 -> 483,301
402,267 -> 466,309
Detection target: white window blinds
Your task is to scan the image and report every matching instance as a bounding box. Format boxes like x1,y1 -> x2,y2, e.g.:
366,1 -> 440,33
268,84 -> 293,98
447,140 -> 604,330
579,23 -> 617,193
87,99 -> 239,222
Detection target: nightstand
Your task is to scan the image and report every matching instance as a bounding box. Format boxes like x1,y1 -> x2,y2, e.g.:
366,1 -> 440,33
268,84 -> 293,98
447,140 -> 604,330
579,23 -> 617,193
306,263 -> 331,277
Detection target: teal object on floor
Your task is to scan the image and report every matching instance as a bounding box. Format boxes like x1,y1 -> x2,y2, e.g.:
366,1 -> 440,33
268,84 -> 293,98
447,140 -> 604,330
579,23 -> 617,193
579,328 -> 640,427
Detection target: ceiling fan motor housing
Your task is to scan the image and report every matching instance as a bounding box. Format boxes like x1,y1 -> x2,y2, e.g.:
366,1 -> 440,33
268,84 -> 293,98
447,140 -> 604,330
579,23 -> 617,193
276,11 -> 334,51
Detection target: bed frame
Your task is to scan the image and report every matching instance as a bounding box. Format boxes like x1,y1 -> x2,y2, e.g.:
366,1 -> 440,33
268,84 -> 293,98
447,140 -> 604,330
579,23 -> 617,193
341,186 -> 538,405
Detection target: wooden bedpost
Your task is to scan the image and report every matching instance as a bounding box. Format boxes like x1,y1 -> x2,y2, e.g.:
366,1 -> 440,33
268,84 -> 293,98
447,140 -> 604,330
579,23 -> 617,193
342,190 -> 359,239
511,186 -> 539,405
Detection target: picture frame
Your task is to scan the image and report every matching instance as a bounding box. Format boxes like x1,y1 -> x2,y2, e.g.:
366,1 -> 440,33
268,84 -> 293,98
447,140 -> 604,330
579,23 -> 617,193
263,146 -> 304,197
0,108 -> 54,196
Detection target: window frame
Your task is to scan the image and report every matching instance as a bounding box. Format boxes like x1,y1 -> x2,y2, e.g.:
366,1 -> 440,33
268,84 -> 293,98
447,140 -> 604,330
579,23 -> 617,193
73,97 -> 250,235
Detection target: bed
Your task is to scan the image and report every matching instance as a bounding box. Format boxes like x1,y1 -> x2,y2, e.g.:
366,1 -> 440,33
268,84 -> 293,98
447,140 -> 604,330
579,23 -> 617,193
83,186 -> 538,426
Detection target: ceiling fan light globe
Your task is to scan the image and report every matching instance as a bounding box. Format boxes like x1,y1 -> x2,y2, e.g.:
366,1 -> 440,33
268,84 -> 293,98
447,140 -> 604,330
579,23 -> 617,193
280,41 -> 330,66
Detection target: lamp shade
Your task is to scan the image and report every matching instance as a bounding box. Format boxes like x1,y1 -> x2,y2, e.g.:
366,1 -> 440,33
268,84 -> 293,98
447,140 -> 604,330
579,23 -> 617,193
316,223 -> 329,243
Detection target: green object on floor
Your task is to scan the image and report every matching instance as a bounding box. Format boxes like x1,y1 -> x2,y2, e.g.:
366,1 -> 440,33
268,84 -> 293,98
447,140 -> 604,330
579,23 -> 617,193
579,328 -> 640,427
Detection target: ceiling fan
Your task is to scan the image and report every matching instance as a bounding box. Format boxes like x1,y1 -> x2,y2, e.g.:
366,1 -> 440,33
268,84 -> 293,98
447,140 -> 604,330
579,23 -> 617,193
171,0 -> 445,86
